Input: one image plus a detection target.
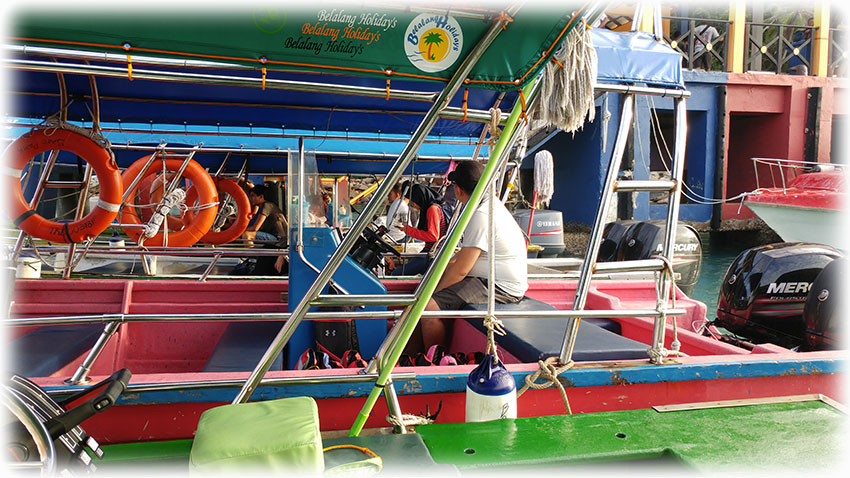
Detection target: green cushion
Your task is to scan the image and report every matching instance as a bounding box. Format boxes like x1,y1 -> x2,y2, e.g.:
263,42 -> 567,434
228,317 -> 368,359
189,396 -> 324,473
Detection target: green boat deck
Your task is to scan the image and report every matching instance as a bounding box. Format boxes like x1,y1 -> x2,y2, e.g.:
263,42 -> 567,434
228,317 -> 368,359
417,396 -> 846,473
93,396 -> 845,474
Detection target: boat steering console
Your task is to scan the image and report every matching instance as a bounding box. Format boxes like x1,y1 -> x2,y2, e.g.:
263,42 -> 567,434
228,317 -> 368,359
3,368 -> 131,474
350,224 -> 401,272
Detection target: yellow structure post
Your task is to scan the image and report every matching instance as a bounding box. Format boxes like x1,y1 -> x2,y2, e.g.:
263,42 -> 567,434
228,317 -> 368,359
727,0 -> 747,73
812,2 -> 830,77
638,1 -> 655,33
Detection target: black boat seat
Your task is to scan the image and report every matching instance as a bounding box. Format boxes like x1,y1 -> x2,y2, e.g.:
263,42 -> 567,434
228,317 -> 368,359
463,298 -> 647,362
203,322 -> 284,372
463,296 -> 622,333
10,325 -> 103,377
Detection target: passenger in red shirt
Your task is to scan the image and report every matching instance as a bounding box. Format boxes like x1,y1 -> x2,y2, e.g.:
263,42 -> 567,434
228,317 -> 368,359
393,183 -> 449,275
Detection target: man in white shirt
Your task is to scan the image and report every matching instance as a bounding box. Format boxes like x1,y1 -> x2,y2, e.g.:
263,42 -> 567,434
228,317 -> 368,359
419,160 -> 528,349
693,23 -> 720,71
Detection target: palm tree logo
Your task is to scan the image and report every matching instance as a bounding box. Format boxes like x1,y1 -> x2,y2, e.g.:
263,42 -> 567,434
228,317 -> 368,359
404,14 -> 463,73
253,8 -> 286,34
423,31 -> 444,61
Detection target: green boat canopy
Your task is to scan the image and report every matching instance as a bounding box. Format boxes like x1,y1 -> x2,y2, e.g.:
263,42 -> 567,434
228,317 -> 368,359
11,3 -> 593,92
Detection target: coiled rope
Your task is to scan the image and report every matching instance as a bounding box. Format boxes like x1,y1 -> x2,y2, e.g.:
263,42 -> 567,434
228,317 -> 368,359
41,110 -> 112,151
385,413 -> 434,428
141,188 -> 186,239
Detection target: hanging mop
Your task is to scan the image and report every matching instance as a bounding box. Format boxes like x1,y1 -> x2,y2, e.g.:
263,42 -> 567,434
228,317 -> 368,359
526,149 -> 554,247
523,22 -> 596,247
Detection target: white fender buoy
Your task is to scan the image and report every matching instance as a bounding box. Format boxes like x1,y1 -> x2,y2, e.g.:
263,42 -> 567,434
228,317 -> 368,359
465,353 -> 517,422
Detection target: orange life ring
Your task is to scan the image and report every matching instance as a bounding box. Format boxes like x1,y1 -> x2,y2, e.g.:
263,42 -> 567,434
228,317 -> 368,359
182,178 -> 252,244
3,128 -> 122,243
120,155 -> 218,247
135,172 -> 188,231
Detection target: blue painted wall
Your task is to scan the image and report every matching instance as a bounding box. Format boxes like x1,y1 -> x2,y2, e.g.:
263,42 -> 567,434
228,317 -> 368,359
648,71 -> 727,223
525,110 -> 608,226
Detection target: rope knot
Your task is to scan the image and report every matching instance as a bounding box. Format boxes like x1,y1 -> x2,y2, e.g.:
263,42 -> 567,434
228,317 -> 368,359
526,357 -> 572,388
498,11 -> 514,30
486,107 -> 503,146
482,314 -> 506,337
518,357 -> 574,414
647,345 -> 668,362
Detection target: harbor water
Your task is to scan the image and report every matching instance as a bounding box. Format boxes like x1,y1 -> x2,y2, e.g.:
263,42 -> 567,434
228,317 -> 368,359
689,233 -> 753,319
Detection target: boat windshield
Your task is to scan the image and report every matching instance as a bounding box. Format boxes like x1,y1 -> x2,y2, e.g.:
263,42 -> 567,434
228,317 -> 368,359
288,148 -> 329,229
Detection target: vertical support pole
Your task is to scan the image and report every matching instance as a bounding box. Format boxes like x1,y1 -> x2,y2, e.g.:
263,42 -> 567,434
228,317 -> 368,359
728,0 -> 747,73
66,320 -> 121,385
711,85 -> 727,230
804,87 -> 822,163
62,164 -> 94,279
648,96 -> 688,364
382,377 -> 407,434
559,94 -> 634,363
812,1 -> 831,77
13,150 -> 59,260
638,2 -> 655,34
750,4 -> 765,71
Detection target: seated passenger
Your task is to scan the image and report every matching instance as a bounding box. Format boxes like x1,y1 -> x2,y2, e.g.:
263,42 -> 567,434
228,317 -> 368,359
386,182 -> 413,244
393,183 -> 449,276
384,182 -> 415,273
417,160 -> 528,350
242,184 -> 287,247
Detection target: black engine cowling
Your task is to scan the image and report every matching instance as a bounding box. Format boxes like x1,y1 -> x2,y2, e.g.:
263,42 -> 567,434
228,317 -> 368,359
600,220 -> 703,296
598,220 -> 637,262
803,257 -> 844,351
716,242 -> 842,349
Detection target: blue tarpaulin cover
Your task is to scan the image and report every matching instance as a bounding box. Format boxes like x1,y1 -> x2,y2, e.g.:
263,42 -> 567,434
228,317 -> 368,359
592,29 -> 684,89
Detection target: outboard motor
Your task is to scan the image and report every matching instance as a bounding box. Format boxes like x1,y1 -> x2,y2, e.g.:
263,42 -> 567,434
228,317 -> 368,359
513,209 -> 566,257
803,257 -> 844,351
598,220 -> 637,262
606,220 -> 703,296
716,242 -> 842,349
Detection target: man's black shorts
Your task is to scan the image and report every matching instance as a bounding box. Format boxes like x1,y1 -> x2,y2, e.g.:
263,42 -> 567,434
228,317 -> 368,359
431,276 -> 523,310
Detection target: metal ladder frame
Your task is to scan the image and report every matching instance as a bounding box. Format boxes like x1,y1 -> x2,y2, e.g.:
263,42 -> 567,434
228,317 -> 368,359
559,92 -> 688,365
561,3 -> 689,364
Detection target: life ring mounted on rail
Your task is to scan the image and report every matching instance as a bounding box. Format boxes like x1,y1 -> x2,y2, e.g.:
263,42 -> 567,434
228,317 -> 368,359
3,128 -> 123,243
135,172 -> 190,231
120,154 -> 219,248
182,177 -> 252,245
